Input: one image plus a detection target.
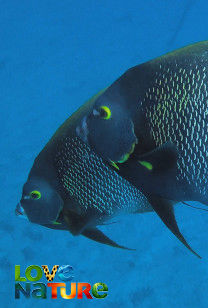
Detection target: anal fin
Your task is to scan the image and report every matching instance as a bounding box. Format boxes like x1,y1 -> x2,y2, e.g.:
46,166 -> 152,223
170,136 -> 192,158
82,227 -> 135,251
63,208 -> 135,251
148,195 -> 201,259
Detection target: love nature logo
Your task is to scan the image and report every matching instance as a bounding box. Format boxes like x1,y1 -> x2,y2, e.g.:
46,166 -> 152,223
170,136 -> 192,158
15,265 -> 108,300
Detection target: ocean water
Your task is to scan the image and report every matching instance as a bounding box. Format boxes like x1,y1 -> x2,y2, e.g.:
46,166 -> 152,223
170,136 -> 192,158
1,0 -> 208,307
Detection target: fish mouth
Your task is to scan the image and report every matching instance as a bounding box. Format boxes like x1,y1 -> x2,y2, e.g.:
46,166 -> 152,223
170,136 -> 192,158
15,202 -> 27,219
76,116 -> 89,143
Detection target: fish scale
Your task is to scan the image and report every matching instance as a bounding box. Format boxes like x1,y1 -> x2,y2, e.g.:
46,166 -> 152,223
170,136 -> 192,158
141,56 -> 208,197
54,136 -> 151,217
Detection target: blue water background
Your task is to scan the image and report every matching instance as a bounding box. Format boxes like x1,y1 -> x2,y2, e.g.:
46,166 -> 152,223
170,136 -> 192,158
1,0 -> 208,307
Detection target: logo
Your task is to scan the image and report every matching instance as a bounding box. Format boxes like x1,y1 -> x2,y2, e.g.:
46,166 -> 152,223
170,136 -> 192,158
15,265 -> 108,299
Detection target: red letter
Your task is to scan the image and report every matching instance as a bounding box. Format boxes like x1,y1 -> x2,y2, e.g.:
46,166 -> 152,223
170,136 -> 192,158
77,283 -> 93,299
47,283 -> 65,299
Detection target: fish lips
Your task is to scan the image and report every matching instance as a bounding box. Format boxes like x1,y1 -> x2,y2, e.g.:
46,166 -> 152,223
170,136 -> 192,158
15,202 -> 28,220
76,116 -> 89,144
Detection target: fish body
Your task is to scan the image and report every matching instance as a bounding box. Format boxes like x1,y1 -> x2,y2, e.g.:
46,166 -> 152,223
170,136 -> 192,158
127,40 -> 208,203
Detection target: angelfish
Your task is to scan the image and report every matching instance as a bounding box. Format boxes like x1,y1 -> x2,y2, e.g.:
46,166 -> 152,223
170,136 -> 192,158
17,92 -> 154,251
77,41 -> 208,257
80,41 -> 208,203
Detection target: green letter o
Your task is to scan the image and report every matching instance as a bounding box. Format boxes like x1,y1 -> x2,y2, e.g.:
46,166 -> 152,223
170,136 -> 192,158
25,265 -> 42,282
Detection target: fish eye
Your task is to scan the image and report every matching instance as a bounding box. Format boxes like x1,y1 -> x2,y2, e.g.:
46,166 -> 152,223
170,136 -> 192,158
97,106 -> 112,120
29,190 -> 41,200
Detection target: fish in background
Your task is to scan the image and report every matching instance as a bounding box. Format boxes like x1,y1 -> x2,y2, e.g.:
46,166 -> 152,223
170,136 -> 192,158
17,41 -> 208,258
16,91 -> 153,251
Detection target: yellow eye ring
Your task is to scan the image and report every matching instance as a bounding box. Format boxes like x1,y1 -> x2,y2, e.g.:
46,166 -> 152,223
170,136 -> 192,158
99,106 -> 111,120
30,190 -> 41,200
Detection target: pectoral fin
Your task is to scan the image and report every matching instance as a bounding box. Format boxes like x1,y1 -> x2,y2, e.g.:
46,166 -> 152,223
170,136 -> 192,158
135,142 -> 178,173
147,195 -> 201,258
115,142 -> 188,200
63,208 -> 90,235
82,227 -> 135,251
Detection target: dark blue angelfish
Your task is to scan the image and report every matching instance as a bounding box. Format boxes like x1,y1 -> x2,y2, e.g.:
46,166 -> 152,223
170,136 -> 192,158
77,41 -> 208,258
17,92 -> 154,252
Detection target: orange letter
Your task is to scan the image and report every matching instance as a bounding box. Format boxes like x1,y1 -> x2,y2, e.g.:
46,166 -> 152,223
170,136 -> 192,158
60,282 -> 76,299
77,283 -> 93,299
47,283 -> 65,299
